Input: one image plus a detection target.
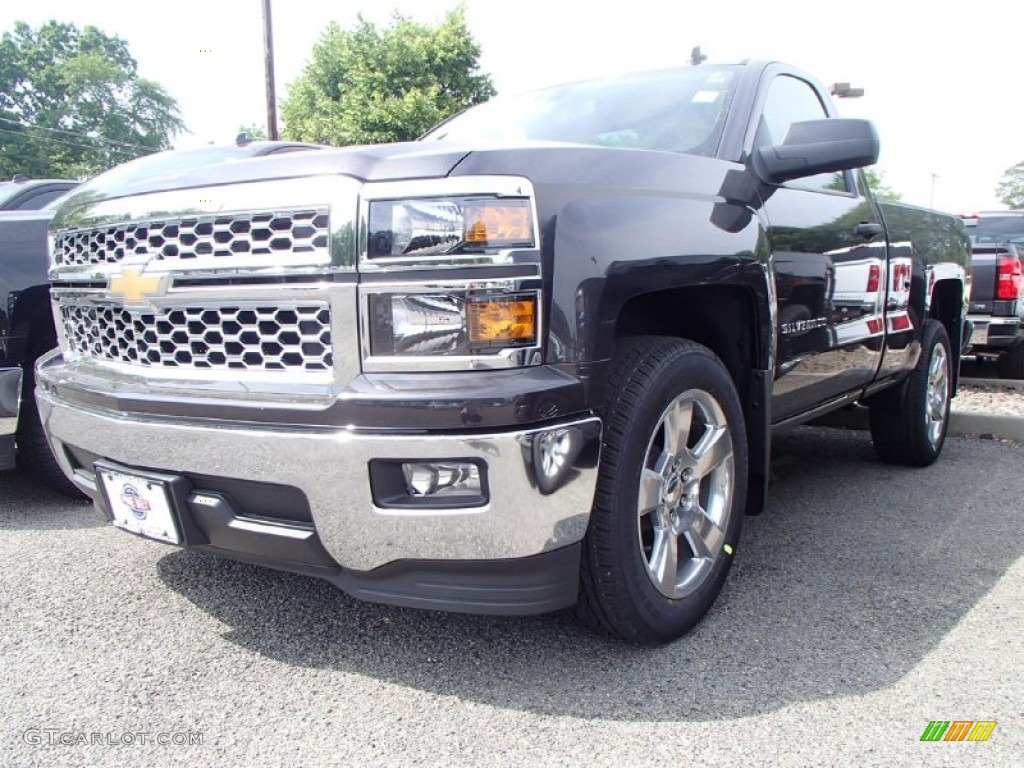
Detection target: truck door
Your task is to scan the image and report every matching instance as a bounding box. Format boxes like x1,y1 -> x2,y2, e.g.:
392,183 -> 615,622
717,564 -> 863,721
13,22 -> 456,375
753,74 -> 887,421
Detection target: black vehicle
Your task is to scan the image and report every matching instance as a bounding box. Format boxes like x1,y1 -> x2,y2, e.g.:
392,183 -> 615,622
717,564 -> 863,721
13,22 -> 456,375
959,211 -> 1024,377
38,62 -> 969,643
0,177 -> 79,212
0,207 -> 76,490
1,142 -> 322,487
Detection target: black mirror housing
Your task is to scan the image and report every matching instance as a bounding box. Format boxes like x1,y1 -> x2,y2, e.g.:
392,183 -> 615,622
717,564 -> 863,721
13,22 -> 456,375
752,118 -> 880,185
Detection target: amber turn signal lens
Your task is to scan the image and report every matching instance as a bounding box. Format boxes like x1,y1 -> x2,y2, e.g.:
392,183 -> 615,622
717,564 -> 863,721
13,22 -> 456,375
464,200 -> 533,247
467,298 -> 536,344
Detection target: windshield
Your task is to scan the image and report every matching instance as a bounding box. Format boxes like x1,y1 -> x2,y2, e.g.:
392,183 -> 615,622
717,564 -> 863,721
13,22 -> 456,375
967,215 -> 1024,246
423,66 -> 739,157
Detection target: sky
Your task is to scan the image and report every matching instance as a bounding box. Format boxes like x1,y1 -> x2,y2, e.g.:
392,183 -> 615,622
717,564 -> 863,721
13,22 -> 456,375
2,0 -> 1021,213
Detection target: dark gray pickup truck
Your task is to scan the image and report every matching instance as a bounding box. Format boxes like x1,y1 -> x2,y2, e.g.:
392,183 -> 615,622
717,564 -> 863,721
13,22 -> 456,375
960,211 -> 1024,377
37,61 -> 970,643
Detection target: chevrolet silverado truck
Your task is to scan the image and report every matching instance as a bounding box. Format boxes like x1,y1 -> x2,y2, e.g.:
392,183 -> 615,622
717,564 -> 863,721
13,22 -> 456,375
37,61 -> 970,643
959,211 -> 1024,378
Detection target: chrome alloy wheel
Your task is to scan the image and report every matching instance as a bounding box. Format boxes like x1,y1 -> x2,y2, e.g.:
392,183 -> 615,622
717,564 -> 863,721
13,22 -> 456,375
637,389 -> 734,599
925,344 -> 950,449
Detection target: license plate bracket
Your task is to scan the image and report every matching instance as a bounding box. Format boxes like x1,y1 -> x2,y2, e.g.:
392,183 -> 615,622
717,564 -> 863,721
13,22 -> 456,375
96,462 -> 187,545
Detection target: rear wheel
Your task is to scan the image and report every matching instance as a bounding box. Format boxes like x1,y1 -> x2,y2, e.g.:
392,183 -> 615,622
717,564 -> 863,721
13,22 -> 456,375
869,319 -> 952,466
577,337 -> 747,644
998,339 -> 1024,379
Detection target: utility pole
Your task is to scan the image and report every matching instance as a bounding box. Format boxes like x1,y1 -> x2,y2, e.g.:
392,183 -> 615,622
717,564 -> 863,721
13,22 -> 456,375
929,172 -> 939,209
262,0 -> 279,140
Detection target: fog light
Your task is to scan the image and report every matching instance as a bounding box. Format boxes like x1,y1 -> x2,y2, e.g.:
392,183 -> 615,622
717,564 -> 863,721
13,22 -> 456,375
402,462 -> 482,499
369,459 -> 488,509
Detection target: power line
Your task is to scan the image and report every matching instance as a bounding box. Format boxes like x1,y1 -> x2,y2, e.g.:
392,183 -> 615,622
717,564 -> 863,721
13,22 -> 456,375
0,115 -> 154,153
0,125 -> 136,158
0,115 -> 150,153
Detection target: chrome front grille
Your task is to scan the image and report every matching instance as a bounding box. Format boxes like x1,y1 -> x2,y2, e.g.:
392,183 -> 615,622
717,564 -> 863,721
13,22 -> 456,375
54,209 -> 330,266
58,303 -> 333,372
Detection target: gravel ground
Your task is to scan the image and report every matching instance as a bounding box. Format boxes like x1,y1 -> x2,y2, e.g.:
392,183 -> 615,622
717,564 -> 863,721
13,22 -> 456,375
955,380 -> 1024,417
2,426 -> 1022,767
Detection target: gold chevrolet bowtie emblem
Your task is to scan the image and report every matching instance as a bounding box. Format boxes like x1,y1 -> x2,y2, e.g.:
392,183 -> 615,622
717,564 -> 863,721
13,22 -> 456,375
109,268 -> 165,305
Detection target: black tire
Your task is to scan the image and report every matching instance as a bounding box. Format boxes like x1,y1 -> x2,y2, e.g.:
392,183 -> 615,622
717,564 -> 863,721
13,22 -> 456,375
998,339 -> 1024,380
576,337 -> 747,644
869,319 -> 952,467
16,357 -> 86,499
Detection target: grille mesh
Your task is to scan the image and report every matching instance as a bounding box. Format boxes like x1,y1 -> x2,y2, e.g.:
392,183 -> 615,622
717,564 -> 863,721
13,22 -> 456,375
59,303 -> 333,372
54,209 -> 329,266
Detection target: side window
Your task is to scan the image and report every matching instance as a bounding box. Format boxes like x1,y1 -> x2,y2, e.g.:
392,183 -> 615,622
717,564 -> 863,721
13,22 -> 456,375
757,75 -> 848,193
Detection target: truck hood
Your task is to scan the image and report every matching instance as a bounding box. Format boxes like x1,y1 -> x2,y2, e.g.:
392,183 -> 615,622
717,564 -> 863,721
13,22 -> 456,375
52,141 -> 480,230
51,138 -> 737,233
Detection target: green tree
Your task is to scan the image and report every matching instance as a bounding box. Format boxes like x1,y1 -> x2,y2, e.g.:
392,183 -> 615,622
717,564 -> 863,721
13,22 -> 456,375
236,123 -> 268,142
996,161 -> 1024,209
863,168 -> 902,201
826,168 -> 902,201
0,21 -> 184,179
282,7 -> 495,146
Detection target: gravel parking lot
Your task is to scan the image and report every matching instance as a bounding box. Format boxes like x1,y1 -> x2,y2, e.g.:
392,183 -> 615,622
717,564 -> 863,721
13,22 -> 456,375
2,426 -> 1022,767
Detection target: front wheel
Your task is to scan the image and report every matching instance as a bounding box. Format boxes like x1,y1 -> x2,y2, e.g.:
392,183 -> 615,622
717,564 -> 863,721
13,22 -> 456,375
869,319 -> 952,466
576,337 -> 747,644
17,357 -> 86,499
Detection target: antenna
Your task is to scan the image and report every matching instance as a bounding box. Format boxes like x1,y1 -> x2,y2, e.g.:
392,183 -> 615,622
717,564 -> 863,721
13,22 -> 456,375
690,46 -> 707,66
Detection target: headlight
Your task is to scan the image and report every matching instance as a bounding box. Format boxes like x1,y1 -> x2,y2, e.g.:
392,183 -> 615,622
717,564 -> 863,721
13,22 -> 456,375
367,197 -> 534,259
368,292 -> 538,357
360,180 -> 542,371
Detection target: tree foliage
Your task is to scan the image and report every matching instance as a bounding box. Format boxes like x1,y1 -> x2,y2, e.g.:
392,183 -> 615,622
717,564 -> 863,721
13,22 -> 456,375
282,8 -> 495,146
863,168 -> 902,201
996,161 -> 1024,210
236,123 -> 268,142
0,21 -> 184,179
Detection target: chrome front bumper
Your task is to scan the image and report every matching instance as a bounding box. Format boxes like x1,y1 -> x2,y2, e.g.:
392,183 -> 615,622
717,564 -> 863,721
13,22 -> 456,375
36,378 -> 601,573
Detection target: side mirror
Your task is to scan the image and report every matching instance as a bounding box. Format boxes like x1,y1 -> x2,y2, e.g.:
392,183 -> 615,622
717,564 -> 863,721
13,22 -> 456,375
752,118 -> 880,185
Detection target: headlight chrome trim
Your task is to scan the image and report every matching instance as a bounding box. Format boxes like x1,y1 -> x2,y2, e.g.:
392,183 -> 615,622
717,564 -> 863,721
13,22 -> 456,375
357,176 -> 541,272
359,277 -> 543,372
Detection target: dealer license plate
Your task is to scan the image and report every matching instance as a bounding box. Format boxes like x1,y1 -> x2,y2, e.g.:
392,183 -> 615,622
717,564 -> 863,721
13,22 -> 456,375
97,466 -> 182,545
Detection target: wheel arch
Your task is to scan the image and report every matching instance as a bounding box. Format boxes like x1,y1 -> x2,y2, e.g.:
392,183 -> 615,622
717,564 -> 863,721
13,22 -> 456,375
612,283 -> 765,395
608,282 -> 772,515
929,276 -> 965,395
9,283 -> 57,366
